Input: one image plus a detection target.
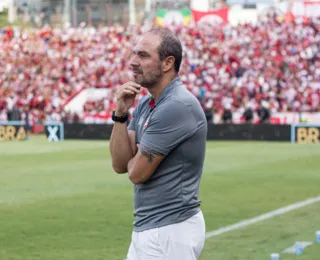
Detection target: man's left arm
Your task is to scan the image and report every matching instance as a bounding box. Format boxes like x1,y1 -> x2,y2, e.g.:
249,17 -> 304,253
127,101 -> 197,184
127,144 -> 165,184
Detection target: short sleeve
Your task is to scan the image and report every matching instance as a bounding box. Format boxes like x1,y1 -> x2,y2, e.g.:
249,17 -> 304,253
140,101 -> 197,155
128,107 -> 138,131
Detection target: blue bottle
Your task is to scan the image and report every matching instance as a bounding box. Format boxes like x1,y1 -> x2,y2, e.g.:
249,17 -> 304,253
316,231 -> 320,244
295,242 -> 303,255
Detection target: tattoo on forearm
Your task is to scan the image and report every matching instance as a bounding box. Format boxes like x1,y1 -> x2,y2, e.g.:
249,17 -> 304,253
139,145 -> 164,163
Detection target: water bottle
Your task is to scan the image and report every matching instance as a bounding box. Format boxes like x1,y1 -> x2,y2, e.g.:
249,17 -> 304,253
295,242 -> 303,255
270,253 -> 279,260
316,231 -> 320,244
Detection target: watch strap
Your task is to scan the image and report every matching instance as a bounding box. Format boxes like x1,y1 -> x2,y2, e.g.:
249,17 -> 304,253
112,111 -> 128,123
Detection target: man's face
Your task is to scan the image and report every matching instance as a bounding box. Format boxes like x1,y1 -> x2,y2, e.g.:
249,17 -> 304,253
130,33 -> 163,89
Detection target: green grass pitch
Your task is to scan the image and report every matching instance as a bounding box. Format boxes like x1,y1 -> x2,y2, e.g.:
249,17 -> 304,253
1,136 -> 319,260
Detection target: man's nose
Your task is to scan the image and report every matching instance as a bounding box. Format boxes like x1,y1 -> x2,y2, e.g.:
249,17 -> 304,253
130,60 -> 138,69
130,53 -> 139,67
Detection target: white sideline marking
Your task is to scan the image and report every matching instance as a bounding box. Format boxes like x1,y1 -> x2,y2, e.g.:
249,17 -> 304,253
205,195 -> 320,239
283,241 -> 314,254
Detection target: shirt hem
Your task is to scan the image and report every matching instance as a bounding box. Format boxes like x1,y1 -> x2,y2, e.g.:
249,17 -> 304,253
133,207 -> 200,232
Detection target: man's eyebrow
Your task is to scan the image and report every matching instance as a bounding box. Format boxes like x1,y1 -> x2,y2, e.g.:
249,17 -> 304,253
132,50 -> 150,56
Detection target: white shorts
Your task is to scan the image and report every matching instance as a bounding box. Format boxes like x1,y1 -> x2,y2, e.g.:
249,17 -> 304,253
125,210 -> 206,260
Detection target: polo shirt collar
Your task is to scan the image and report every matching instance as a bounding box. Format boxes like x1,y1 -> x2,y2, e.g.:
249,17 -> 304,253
148,77 -> 181,109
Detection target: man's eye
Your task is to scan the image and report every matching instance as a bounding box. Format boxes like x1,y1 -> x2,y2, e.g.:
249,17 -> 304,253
140,53 -> 148,57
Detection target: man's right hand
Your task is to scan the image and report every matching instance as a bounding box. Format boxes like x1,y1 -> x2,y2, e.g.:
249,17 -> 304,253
115,82 -> 141,116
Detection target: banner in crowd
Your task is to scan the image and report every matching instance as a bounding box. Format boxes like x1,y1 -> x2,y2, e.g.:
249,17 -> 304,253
83,113 -> 113,124
284,0 -> 320,19
82,112 -> 320,125
226,0 -> 273,4
191,8 -> 229,25
303,0 -> 320,18
156,9 -> 191,26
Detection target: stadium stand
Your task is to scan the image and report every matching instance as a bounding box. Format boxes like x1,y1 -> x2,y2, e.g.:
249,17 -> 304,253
0,15 -> 319,127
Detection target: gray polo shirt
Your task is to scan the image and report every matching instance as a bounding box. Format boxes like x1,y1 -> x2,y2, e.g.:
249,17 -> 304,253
128,77 -> 207,232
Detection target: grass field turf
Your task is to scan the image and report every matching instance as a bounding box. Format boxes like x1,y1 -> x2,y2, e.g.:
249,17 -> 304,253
0,136 -> 319,260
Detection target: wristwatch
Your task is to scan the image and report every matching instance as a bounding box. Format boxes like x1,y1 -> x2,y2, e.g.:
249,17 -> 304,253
112,111 -> 128,123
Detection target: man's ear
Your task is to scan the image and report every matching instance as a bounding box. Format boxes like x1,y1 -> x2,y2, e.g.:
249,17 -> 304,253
163,56 -> 175,72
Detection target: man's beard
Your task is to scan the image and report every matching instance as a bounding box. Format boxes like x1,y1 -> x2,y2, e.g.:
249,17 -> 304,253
134,64 -> 163,89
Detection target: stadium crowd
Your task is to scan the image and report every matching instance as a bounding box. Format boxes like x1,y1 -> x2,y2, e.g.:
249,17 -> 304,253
0,14 -> 319,126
